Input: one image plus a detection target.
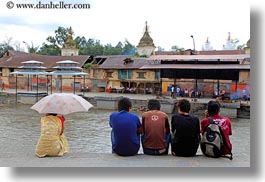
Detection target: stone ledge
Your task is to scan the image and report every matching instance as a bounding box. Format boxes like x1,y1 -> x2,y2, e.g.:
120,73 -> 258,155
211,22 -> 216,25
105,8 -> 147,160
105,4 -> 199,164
1,153 -> 249,167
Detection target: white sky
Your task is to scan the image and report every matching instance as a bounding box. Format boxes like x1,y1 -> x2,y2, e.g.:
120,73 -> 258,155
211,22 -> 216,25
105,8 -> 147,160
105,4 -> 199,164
0,0 -> 250,51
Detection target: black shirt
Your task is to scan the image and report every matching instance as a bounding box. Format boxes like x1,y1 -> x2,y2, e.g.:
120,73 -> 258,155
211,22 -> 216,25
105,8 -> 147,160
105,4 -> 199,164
171,113 -> 200,157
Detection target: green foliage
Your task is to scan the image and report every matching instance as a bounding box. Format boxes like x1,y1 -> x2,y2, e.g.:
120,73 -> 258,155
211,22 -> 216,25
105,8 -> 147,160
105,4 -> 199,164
84,63 -> 92,69
0,44 -> 14,55
1,26 -> 137,56
75,37 -> 136,56
37,26 -> 67,55
0,37 -> 15,55
237,43 -> 247,50
37,43 -> 60,55
171,45 -> 185,51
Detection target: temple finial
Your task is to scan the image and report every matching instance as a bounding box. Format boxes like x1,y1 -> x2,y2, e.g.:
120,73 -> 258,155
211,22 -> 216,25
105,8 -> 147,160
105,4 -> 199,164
227,32 -> 231,41
144,21 -> 150,34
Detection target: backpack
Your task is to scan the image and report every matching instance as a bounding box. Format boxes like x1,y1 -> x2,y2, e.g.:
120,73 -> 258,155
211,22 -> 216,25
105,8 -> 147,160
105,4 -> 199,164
200,117 -> 233,160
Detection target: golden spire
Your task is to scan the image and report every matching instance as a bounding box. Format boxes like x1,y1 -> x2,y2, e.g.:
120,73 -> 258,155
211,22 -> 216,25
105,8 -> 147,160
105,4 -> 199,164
137,21 -> 155,47
63,26 -> 76,49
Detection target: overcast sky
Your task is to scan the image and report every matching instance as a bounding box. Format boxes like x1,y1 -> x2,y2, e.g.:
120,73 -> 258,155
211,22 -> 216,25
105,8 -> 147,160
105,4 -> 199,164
0,0 -> 250,51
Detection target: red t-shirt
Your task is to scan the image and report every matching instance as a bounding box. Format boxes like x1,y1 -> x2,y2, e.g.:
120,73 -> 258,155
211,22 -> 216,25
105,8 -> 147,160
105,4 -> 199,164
200,114 -> 232,155
57,115 -> 65,131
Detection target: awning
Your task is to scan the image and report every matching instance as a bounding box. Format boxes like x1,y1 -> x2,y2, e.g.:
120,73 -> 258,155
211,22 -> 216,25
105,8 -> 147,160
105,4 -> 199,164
52,66 -> 82,70
10,70 -> 49,75
140,64 -> 250,70
147,54 -> 250,61
48,71 -> 88,76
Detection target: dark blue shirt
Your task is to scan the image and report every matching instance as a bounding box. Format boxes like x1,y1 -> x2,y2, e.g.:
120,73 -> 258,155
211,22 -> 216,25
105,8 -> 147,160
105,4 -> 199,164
109,110 -> 141,156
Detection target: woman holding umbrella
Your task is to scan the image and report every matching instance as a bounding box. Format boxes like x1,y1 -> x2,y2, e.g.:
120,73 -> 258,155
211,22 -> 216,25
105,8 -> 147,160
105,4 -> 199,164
35,113 -> 69,158
32,93 -> 93,157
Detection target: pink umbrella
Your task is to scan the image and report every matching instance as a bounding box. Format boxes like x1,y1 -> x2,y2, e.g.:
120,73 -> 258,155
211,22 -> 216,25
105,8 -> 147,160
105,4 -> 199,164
31,93 -> 93,115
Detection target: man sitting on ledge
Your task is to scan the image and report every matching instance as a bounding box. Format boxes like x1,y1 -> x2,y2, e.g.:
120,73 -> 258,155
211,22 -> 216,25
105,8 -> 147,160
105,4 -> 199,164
109,97 -> 142,156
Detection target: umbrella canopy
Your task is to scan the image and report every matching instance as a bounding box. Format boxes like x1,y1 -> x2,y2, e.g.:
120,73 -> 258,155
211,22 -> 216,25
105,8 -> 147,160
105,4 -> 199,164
31,93 -> 93,115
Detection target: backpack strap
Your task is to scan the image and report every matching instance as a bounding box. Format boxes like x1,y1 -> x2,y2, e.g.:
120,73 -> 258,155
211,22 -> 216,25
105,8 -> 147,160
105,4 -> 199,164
207,117 -> 214,124
208,117 -> 233,160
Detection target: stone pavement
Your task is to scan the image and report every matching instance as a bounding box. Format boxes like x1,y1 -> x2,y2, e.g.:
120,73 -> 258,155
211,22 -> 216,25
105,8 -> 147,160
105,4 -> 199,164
1,88 -> 250,106
1,152 -> 249,167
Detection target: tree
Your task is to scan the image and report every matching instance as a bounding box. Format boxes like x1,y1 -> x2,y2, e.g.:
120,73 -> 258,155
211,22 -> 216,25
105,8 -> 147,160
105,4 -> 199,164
23,41 -> 39,53
237,43 -> 247,50
122,39 -> 136,55
37,26 -> 68,55
54,26 -> 68,47
0,37 -> 15,55
156,46 -> 164,51
171,45 -> 185,51
36,26 -> 137,56
37,43 -> 60,56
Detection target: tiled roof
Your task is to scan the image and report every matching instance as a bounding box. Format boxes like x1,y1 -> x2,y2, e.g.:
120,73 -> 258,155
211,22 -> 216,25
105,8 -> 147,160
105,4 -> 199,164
0,50 -> 90,69
98,55 -> 149,69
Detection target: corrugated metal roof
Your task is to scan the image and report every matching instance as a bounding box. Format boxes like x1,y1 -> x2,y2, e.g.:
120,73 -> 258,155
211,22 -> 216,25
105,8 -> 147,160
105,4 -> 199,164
49,71 -> 88,76
99,56 -> 149,69
140,64 -> 250,70
148,54 -> 250,61
56,60 -> 80,64
21,60 -> 44,64
10,70 -> 49,75
18,66 -> 47,69
52,66 -> 82,70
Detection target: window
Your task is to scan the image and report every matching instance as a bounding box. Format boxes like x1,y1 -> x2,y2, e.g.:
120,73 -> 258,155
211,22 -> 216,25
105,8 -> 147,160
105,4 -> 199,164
155,70 -> 160,80
106,72 -> 113,78
9,68 -> 14,73
118,70 -> 132,79
93,69 -> 99,78
137,72 -> 145,79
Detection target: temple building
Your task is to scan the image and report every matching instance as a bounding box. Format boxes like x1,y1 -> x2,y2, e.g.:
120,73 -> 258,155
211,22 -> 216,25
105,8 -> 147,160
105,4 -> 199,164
136,21 -> 156,57
223,32 -> 236,50
202,37 -> 213,51
61,27 -> 79,56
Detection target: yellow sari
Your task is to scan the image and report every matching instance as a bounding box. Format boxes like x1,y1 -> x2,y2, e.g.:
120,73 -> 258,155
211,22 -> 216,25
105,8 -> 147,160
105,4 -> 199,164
35,115 -> 69,157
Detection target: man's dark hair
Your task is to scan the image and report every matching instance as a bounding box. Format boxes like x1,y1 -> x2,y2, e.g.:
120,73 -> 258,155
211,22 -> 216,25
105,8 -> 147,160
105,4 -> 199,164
177,99 -> 190,113
48,113 -> 57,116
147,99 -> 161,110
207,100 -> 221,116
118,97 -> 132,112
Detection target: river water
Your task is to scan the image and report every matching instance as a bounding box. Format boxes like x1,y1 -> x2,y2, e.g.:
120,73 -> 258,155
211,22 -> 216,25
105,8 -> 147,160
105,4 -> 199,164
0,104 -> 250,161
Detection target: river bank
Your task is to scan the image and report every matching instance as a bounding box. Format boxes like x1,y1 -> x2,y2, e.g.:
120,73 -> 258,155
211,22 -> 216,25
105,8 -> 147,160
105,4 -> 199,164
0,88 -> 250,118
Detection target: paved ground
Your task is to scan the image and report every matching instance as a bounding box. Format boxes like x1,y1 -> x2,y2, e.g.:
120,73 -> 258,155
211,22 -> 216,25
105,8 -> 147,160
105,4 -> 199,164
1,152 -> 249,167
2,88 -> 250,105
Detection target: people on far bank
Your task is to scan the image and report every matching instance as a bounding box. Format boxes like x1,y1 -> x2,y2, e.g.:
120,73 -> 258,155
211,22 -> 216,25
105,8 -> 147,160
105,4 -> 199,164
200,100 -> 233,157
171,86 -> 175,98
109,97 -> 142,156
141,99 -> 170,155
170,99 -> 201,157
35,113 -> 69,158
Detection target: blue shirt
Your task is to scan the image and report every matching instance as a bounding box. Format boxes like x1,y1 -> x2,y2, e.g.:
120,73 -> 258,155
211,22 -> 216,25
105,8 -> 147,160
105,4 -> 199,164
109,110 -> 141,156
